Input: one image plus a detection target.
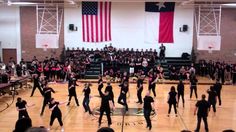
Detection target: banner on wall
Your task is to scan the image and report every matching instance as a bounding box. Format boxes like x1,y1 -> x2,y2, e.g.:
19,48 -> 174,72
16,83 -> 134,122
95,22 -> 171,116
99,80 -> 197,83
36,34 -> 59,49
197,36 -> 221,50
144,2 -> 175,44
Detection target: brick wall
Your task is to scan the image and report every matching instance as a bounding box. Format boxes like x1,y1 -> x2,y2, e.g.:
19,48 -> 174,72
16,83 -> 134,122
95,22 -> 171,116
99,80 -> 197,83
193,8 -> 236,63
20,7 -> 64,61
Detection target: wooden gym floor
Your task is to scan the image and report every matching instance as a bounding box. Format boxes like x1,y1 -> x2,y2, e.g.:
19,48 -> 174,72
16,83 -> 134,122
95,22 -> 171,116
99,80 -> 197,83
0,78 -> 236,132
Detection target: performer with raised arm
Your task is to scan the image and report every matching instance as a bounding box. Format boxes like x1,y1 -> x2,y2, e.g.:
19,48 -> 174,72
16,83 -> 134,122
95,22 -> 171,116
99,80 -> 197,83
82,83 -> 92,115
16,97 -> 35,119
40,81 -> 55,116
98,83 -> 114,128
30,74 -> 43,97
118,81 -> 129,111
67,72 -> 79,106
48,98 -> 67,131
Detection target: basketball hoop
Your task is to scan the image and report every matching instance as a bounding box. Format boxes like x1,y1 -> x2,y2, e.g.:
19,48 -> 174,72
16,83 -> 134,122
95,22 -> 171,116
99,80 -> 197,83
208,46 -> 213,54
42,44 -> 48,51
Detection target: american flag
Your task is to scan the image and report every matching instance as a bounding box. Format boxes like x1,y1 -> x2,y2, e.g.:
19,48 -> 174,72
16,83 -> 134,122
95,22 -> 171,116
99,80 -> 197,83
82,1 -> 111,43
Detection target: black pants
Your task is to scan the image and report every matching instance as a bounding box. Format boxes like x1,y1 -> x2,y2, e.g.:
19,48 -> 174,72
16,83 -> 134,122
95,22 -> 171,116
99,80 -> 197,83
118,94 -> 128,111
149,85 -> 156,97
83,96 -> 92,114
209,103 -> 216,112
98,107 -> 112,125
41,98 -> 49,115
137,89 -> 143,103
168,103 -> 177,114
19,110 -> 29,119
178,93 -> 185,105
195,116 -> 208,132
159,53 -> 165,61
50,114 -> 63,126
217,92 -> 221,106
67,95 -> 79,106
190,86 -> 198,99
144,109 -> 152,128
31,85 -> 43,97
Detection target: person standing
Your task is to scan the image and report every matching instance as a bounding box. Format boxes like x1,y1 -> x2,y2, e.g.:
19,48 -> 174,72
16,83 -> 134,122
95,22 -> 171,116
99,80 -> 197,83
177,80 -> 185,108
143,91 -> 155,130
194,94 -> 210,132
213,79 -> 222,106
67,73 -> 79,106
105,82 -> 115,106
167,86 -> 178,117
16,97 -> 35,119
207,86 -> 217,115
30,74 -> 43,97
48,98 -> 67,131
40,82 -> 55,116
136,75 -> 144,104
159,44 -> 166,62
190,75 -> 198,99
98,75 -> 104,95
118,81 -> 129,111
98,84 -> 114,128
82,83 -> 92,114
148,72 -> 157,97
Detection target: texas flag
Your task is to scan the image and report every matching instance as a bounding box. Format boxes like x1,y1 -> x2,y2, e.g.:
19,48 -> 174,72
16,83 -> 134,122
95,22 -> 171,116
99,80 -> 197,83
145,2 -> 175,44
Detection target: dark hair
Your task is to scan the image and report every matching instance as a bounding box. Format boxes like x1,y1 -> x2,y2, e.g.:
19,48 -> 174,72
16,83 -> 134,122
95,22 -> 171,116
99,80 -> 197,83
202,94 -> 206,100
171,86 -> 175,92
97,127 -> 114,132
17,97 -> 22,102
210,86 -> 214,91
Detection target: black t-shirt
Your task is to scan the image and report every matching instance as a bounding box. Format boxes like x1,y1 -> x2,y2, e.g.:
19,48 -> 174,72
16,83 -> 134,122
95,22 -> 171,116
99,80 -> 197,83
99,89 -> 112,109
143,96 -> 154,110
195,100 -> 210,117
177,83 -> 184,94
33,76 -> 40,86
120,85 -> 129,95
49,102 -> 61,115
16,100 -> 27,109
98,79 -> 103,89
43,87 -> 55,99
83,87 -> 91,97
213,83 -> 222,93
168,91 -> 177,104
105,85 -> 114,99
137,78 -> 143,89
207,90 -> 217,103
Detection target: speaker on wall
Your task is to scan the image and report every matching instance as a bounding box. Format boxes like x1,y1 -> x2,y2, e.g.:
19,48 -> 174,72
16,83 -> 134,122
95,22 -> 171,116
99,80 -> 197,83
183,25 -> 188,32
69,24 -> 74,31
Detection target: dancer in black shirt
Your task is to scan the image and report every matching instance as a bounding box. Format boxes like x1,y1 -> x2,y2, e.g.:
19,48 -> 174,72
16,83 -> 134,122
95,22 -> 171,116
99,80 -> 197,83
213,79 -> 222,106
177,80 -> 185,108
143,92 -> 155,130
98,85 -> 114,128
148,73 -> 157,97
105,82 -> 114,106
30,74 -> 43,97
16,97 -> 35,119
136,75 -> 144,104
194,94 -> 210,132
98,75 -> 103,94
207,86 -> 217,114
83,83 -> 92,114
118,81 -> 129,111
190,76 -> 198,99
167,86 -> 178,117
67,73 -> 79,106
40,82 -> 55,116
48,98 -> 67,131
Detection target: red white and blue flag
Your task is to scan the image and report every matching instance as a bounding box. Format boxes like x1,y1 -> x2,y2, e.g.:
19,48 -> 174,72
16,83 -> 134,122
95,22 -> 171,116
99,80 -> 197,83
145,2 -> 175,43
82,1 -> 111,43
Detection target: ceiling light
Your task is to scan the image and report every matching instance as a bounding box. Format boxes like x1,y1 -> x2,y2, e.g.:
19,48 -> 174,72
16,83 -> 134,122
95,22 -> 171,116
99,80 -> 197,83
10,2 -> 36,5
222,3 -> 236,7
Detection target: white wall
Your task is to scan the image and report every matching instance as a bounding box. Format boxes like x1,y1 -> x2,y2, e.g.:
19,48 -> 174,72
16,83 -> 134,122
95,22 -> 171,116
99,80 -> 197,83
64,2 -> 194,57
0,6 -> 21,62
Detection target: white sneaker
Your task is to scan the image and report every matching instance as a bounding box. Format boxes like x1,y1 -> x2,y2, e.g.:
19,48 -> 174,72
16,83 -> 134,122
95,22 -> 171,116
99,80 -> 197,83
61,128 -> 64,132
47,128 -> 50,131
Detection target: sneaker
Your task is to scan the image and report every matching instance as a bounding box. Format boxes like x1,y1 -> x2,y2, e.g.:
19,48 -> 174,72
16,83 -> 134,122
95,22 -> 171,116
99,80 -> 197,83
47,128 -> 50,131
61,128 -> 64,132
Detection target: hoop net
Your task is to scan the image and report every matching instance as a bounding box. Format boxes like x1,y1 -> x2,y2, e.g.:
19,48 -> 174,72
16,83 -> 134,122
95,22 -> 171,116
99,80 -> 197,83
208,46 -> 213,54
42,44 -> 48,51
